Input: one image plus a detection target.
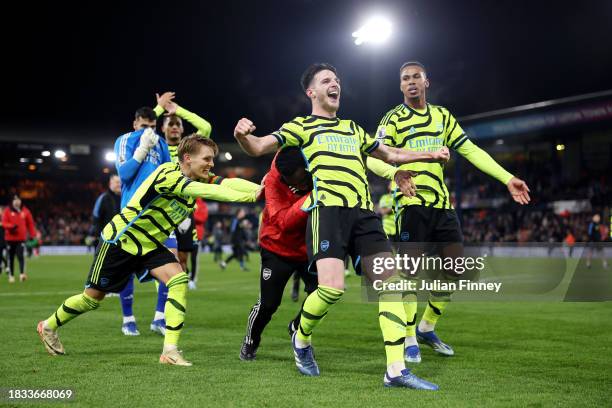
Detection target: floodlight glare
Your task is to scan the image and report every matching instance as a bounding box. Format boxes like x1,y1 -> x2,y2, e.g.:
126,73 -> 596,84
225,152 -> 233,161
352,16 -> 392,46
54,150 -> 66,159
105,151 -> 117,162
41,150 -> 51,157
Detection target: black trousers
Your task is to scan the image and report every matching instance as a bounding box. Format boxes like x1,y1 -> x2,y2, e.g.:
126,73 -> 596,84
225,243 -> 245,264
7,241 -> 25,277
244,248 -> 318,347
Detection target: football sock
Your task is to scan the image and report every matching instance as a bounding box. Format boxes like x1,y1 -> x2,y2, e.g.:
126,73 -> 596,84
122,315 -> 135,324
419,292 -> 451,332
402,291 -> 418,345
164,272 -> 189,347
378,289 -> 406,368
45,293 -> 100,330
154,311 -> 165,321
119,276 -> 135,317
296,285 -> 343,347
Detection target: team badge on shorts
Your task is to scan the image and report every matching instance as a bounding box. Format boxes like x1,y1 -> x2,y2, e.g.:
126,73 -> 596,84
400,232 -> 410,242
320,240 -> 330,252
262,268 -> 272,280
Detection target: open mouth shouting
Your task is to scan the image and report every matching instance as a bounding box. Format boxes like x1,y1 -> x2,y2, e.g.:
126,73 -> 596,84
327,87 -> 340,103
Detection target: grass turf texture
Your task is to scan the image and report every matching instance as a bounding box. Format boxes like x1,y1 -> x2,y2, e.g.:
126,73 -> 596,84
1,253 -> 611,407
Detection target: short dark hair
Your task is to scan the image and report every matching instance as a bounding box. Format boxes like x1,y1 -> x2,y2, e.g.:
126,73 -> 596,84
134,106 -> 157,121
399,61 -> 427,75
177,134 -> 219,162
275,146 -> 306,178
300,63 -> 338,93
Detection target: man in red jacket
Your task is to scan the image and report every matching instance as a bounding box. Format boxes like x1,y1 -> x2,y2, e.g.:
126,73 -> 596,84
2,195 -> 36,283
240,147 -> 317,361
188,198 -> 208,289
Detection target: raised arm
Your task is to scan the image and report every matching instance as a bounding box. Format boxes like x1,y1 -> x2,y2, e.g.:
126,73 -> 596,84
233,118 -> 280,156
370,143 -> 450,165
181,178 -> 259,203
174,104 -> 212,137
456,139 -> 530,205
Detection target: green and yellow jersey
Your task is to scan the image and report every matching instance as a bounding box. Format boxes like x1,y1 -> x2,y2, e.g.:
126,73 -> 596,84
378,193 -> 396,237
378,103 -> 514,210
102,162 -> 258,256
155,104 -> 212,164
168,145 -> 178,163
272,115 -> 379,211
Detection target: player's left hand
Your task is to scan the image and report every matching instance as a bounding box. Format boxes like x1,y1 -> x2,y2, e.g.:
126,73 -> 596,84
507,177 -> 531,205
255,175 -> 266,201
394,169 -> 418,198
156,91 -> 175,109
164,101 -> 178,114
139,128 -> 159,150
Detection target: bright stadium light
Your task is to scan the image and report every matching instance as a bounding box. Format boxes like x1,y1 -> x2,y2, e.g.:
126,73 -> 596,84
352,16 -> 392,46
54,149 -> 66,159
556,144 -> 565,151
41,150 -> 51,157
225,152 -> 233,161
105,151 -> 117,162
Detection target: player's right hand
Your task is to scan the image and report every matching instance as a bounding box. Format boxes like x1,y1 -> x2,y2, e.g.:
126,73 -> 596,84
139,128 -> 159,151
234,118 -> 256,138
394,169 -> 418,198
432,147 -> 450,162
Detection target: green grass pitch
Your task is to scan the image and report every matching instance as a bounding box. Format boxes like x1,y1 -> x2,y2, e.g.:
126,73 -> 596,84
1,253 -> 611,407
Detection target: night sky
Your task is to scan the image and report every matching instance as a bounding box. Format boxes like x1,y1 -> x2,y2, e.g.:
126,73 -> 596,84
3,0 -> 612,143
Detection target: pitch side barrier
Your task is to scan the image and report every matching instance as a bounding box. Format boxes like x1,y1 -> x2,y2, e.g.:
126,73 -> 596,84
359,242 -> 612,302
40,244 -> 235,256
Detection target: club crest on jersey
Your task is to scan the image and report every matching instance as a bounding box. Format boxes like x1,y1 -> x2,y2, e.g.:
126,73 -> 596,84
400,232 -> 410,242
436,122 -> 444,132
377,127 -> 387,140
262,268 -> 272,280
320,240 -> 330,252
408,126 -> 417,135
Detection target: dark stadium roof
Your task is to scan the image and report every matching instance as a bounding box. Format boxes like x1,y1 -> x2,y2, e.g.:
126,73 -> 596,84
2,0 -> 612,146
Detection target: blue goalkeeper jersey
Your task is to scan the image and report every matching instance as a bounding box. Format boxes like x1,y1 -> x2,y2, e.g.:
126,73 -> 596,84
114,129 -> 172,208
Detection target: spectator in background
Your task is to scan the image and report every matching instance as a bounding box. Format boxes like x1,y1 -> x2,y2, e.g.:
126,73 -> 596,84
91,175 -> 121,244
0,205 -> 6,274
188,198 -> 208,289
586,213 -> 608,269
221,208 -> 248,271
210,221 -> 224,263
2,195 -> 36,283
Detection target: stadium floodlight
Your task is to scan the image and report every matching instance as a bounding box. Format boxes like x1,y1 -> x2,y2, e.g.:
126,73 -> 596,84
54,149 -> 66,159
41,150 -> 51,157
105,151 -> 117,162
225,152 -> 233,161
19,158 -> 29,163
556,144 -> 565,151
352,16 -> 392,46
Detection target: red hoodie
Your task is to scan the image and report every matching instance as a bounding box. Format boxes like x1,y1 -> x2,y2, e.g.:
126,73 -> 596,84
2,205 -> 36,242
259,154 -> 310,261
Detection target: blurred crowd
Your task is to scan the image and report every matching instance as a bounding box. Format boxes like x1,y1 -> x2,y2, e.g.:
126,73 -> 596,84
2,156 -> 610,247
